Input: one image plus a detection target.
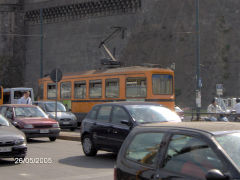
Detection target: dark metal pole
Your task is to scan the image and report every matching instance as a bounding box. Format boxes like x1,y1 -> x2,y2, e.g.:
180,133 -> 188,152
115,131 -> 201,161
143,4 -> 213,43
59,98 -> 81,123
196,0 -> 201,120
40,8 -> 43,78
55,69 -> 58,121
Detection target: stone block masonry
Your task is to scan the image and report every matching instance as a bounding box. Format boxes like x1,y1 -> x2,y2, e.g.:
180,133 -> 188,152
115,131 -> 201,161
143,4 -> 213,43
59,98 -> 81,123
1,0 -> 240,109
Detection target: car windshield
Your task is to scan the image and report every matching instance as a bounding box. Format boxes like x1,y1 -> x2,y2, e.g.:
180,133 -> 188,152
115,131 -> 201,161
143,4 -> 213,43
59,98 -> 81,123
14,107 -> 47,118
125,105 -> 181,123
215,132 -> 240,169
45,102 -> 66,112
0,115 -> 10,126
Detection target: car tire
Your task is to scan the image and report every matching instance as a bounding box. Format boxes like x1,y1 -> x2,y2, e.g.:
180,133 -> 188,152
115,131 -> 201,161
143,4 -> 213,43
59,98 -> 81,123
82,135 -> 97,156
49,137 -> 57,141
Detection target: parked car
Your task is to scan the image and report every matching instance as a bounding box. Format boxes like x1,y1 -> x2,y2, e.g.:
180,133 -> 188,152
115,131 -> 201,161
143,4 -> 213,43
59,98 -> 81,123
33,101 -> 77,131
81,102 -> 181,156
115,122 -> 240,180
0,114 -> 27,159
0,104 -> 60,141
174,105 -> 184,120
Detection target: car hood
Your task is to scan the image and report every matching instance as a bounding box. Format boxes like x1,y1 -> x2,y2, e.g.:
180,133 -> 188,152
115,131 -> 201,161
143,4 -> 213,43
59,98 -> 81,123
47,112 -> 75,119
15,117 -> 57,125
0,125 -> 25,140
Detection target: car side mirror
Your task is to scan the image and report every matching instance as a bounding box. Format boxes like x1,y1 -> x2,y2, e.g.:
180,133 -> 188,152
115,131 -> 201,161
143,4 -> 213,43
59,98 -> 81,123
121,120 -> 131,126
205,169 -> 229,180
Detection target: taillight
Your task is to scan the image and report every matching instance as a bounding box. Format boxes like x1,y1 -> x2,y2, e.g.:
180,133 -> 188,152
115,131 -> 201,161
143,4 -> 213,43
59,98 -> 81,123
114,165 -> 117,180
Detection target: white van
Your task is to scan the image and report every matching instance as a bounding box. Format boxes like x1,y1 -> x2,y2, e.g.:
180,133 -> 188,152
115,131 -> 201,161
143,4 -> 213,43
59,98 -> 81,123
3,87 -> 34,104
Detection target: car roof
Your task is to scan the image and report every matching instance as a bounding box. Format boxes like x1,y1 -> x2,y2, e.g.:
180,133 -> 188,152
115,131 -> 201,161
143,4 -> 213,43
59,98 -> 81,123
137,122 -> 240,135
94,101 -> 163,107
0,104 -> 37,108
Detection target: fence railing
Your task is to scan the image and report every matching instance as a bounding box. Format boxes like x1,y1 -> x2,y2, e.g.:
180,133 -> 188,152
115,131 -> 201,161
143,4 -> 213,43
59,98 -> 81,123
183,109 -> 240,122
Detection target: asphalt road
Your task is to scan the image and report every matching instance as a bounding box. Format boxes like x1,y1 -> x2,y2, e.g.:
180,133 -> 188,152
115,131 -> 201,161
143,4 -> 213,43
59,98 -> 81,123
0,138 -> 115,180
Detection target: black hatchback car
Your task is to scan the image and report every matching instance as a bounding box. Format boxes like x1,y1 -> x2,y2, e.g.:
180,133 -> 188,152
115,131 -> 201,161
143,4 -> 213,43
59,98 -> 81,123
81,102 -> 181,156
115,122 -> 240,180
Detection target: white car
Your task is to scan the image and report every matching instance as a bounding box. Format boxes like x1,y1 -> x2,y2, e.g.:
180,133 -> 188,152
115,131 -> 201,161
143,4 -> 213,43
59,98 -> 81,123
175,105 -> 184,120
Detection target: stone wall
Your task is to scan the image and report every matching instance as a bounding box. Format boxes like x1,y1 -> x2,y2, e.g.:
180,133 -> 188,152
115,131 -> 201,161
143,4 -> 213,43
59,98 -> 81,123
2,0 -> 240,109
0,0 -> 25,87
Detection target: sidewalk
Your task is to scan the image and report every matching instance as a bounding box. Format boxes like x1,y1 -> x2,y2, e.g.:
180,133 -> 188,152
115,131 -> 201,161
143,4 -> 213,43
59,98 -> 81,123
57,129 -> 81,142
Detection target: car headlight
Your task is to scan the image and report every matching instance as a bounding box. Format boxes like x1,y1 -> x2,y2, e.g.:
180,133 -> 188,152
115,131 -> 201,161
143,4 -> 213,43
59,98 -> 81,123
52,123 -> 59,128
15,139 -> 25,145
24,124 -> 33,129
72,114 -> 77,121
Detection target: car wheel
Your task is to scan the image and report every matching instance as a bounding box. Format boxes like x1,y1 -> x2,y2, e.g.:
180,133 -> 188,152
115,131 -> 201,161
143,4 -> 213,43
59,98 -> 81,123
49,137 -> 57,141
82,135 -> 97,156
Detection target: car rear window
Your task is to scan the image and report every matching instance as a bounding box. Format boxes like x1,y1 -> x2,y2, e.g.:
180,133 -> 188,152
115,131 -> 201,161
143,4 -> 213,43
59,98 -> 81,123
125,132 -> 164,166
126,105 -> 181,123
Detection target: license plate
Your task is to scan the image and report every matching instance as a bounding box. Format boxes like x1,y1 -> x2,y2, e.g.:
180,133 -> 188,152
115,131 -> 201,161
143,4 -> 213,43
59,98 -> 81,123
0,147 -> 12,152
63,122 -> 70,125
40,129 -> 49,133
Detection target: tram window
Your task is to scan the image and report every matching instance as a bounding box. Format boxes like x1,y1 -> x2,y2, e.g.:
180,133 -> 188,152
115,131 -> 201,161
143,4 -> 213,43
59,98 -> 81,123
47,84 -> 56,99
126,77 -> 146,98
74,81 -> 86,99
152,74 -> 173,95
105,78 -> 119,98
61,82 -> 71,99
89,80 -> 102,98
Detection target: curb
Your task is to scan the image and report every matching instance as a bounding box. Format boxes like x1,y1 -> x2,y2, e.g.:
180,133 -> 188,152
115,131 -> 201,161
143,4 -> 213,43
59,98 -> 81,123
57,131 -> 81,142
57,135 -> 81,142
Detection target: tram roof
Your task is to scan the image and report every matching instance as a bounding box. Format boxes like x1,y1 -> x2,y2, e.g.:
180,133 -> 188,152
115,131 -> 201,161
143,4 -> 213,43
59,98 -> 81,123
43,66 -> 173,80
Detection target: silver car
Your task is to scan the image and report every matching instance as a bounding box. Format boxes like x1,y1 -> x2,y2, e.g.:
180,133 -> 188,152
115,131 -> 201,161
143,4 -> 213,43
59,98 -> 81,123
0,114 -> 27,159
33,101 -> 77,131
